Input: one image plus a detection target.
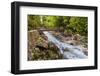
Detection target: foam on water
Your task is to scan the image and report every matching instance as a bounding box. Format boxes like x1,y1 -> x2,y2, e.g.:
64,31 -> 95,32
43,31 -> 87,59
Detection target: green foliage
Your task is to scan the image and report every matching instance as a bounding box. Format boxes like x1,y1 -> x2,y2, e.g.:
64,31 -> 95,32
42,16 -> 70,31
43,16 -> 58,29
67,17 -> 88,36
28,15 -> 41,30
28,15 -> 88,36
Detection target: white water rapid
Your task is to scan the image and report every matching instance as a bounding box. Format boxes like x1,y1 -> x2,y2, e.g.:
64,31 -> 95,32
43,31 -> 87,59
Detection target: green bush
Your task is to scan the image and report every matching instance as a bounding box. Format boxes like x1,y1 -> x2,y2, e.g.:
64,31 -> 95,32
28,15 -> 88,36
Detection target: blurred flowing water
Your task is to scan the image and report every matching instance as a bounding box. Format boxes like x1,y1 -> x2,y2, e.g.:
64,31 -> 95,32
43,31 -> 87,59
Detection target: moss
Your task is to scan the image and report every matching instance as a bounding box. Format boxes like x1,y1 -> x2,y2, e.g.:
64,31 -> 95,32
28,30 -> 87,61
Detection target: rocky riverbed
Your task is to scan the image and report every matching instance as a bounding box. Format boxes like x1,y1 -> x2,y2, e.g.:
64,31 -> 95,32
28,30 -> 88,61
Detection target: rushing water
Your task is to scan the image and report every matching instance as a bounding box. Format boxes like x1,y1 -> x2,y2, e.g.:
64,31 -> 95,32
43,31 -> 87,59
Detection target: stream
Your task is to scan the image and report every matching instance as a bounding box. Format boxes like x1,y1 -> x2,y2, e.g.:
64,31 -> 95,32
43,31 -> 87,59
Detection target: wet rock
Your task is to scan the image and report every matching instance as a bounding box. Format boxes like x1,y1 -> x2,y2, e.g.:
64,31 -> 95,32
36,45 -> 47,50
48,42 -> 59,51
73,34 -> 81,40
28,30 -> 62,60
36,36 -> 49,49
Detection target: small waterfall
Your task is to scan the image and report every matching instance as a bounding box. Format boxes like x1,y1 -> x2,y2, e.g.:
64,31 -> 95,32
43,31 -> 87,59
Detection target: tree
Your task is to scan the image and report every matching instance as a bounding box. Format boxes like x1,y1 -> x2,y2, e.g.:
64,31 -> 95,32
67,17 -> 88,36
43,16 -> 59,29
43,16 -> 70,32
28,15 -> 41,30
28,15 -> 88,36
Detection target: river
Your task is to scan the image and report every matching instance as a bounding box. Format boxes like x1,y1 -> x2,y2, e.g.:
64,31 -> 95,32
43,31 -> 87,59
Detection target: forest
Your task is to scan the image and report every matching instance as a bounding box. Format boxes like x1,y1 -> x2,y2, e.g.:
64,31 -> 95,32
28,15 -> 88,61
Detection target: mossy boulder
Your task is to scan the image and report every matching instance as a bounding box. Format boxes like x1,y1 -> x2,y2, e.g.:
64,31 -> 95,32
28,30 -> 62,61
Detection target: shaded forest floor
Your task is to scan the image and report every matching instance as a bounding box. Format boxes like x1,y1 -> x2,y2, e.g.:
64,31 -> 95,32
28,30 -> 88,61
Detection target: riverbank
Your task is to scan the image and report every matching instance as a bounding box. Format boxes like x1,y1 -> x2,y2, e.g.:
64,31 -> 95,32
28,30 -> 88,61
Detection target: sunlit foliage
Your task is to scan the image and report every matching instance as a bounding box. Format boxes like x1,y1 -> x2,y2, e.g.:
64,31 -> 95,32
28,15 -> 88,36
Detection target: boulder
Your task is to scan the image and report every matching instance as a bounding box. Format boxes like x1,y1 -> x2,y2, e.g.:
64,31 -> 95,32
48,42 -> 59,51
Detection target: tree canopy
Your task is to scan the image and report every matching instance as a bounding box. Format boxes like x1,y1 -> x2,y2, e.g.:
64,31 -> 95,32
28,15 -> 88,36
